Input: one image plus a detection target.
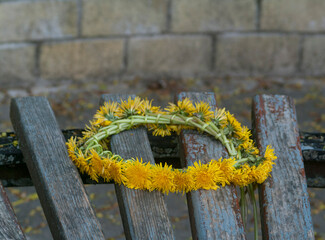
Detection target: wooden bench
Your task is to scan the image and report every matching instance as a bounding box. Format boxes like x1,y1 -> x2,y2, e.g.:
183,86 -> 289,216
0,92 -> 322,239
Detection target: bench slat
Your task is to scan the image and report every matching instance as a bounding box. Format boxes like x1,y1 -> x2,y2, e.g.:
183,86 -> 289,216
0,183 -> 26,239
100,94 -> 174,240
252,94 -> 314,239
10,97 -> 105,240
178,92 -> 246,240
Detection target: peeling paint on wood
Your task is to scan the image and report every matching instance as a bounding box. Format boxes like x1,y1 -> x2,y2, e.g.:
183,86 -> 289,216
252,94 -> 314,240
178,92 -> 246,240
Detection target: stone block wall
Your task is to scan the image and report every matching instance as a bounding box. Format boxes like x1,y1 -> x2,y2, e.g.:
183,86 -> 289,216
1,0 -> 325,87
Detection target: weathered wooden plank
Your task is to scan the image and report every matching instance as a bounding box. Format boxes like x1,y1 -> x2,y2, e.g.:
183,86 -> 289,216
10,97 -> 105,240
252,94 -> 314,240
178,92 -> 246,240
0,182 -> 26,239
100,94 -> 174,240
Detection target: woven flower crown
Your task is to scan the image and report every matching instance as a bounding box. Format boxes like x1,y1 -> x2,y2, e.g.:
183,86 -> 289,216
66,97 -> 276,194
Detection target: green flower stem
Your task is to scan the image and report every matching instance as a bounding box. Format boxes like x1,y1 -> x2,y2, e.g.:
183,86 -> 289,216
148,113 -> 218,138
83,113 -> 238,160
194,118 -> 222,138
216,133 -> 236,157
129,115 -> 171,124
231,141 -> 237,155
207,121 -> 223,136
205,122 -> 237,157
175,114 -> 218,138
156,114 -> 230,151
99,117 -> 170,132
84,123 -> 130,146
237,149 -> 242,159
84,115 -> 172,148
233,158 -> 249,167
248,184 -> 259,240
225,140 -> 236,157
97,124 -> 118,133
87,116 -> 169,141
146,113 -> 189,125
167,114 -> 238,158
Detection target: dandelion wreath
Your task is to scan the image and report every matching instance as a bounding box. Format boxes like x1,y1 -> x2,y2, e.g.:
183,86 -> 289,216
66,97 -> 276,194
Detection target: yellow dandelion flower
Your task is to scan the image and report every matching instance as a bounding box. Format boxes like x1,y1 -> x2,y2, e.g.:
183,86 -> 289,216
81,155 -> 99,182
165,98 -> 195,116
89,149 -> 104,175
232,164 -> 254,187
194,101 -> 214,121
263,158 -> 275,173
165,123 -> 194,135
247,146 -> 276,184
106,159 -> 125,184
66,137 -> 78,162
214,108 -> 227,127
237,126 -> 251,142
123,158 -> 152,190
248,165 -> 258,182
264,145 -> 277,162
173,170 -> 194,194
169,124 -> 183,134
75,149 -> 91,173
88,168 -> 99,182
211,158 -> 236,186
188,160 -> 219,190
238,139 -> 259,155
100,101 -> 119,116
116,97 -> 143,118
207,160 -> 227,186
150,124 -> 173,137
93,101 -> 119,126
66,136 -> 77,149
249,165 -> 269,184
100,158 -> 112,182
258,161 -> 274,183
226,111 -> 243,136
140,99 -> 161,115
151,163 -> 175,194
82,121 -> 98,140
251,147 -> 259,155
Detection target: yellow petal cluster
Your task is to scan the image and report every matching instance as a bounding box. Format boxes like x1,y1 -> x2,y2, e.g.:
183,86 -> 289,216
67,137 -> 276,194
165,98 -> 195,116
93,101 -> 119,127
116,97 -> 143,118
194,101 -> 214,121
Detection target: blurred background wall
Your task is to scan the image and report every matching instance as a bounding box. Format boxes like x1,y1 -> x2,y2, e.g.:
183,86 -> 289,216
1,0 -> 325,89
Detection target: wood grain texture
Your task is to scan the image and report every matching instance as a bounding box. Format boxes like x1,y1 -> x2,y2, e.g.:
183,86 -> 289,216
178,92 -> 246,240
0,182 -> 26,239
10,97 -> 105,240
252,94 -> 314,240
100,94 -> 174,240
